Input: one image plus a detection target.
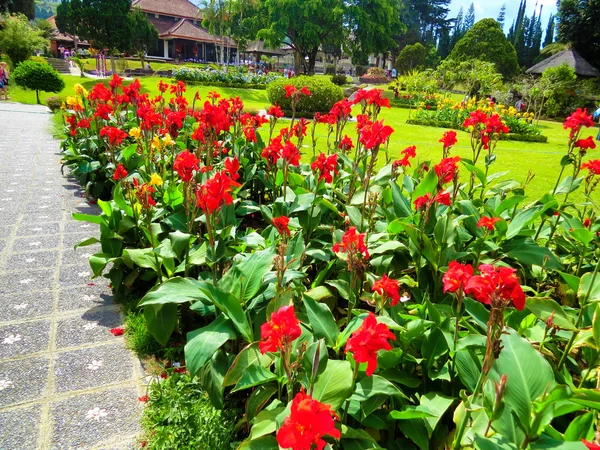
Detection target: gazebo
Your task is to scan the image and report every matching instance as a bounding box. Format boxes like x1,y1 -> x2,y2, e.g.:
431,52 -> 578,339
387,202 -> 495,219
526,49 -> 600,77
241,40 -> 288,64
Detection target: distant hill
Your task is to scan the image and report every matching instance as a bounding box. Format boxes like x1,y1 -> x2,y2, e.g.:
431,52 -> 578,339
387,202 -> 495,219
35,0 -> 59,20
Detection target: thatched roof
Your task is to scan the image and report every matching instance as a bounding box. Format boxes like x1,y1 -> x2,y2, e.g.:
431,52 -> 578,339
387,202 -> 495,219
527,49 -> 600,77
132,0 -> 201,20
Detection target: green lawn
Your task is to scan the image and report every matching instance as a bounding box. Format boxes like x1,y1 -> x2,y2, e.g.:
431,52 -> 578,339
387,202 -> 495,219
8,74 -> 599,202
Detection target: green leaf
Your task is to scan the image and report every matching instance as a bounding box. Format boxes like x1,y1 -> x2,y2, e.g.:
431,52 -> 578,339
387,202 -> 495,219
72,213 -> 107,225
113,183 -> 133,216
312,360 -> 353,411
232,364 -> 277,392
526,298 -> 578,331
351,375 -> 406,402
390,180 -> 412,218
219,248 -> 275,302
503,237 -> 562,270
249,407 -> 285,440
246,385 -> 278,422
489,329 -> 555,433
88,253 -> 115,277
185,316 -> 237,377
223,343 -> 272,387
506,205 -> 543,239
412,165 -> 438,200
143,303 -> 177,346
564,411 -> 595,441
420,392 -> 455,436
555,176 -> 583,195
528,438 -> 587,449
455,348 -> 482,393
558,272 -> 581,294
122,248 -> 161,272
388,406 -> 436,420
199,350 -> 229,409
139,277 -> 208,306
593,304 -> 600,350
474,434 -> 518,450
237,436 -> 279,450
579,272 -> 600,303
168,231 -> 192,260
303,293 -> 339,346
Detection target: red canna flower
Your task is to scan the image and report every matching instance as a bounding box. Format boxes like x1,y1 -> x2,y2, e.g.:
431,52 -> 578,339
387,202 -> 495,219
100,126 -> 128,146
434,191 -> 451,206
477,216 -> 502,231
582,440 -> 600,450
330,99 -> 353,121
76,118 -> 91,129
109,327 -> 124,336
173,150 -> 199,182
442,261 -> 474,294
108,73 -> 123,90
434,156 -> 460,184
439,130 -> 457,149
133,179 -> 156,210
224,157 -> 241,182
300,86 -> 311,96
94,103 -> 113,120
462,110 -> 488,128
272,216 -> 291,237
564,108 -> 595,138
583,218 -> 592,228
138,395 -> 150,402
465,264 -> 526,311
195,170 -> 240,214
333,227 -> 369,259
158,80 -> 169,93
259,305 -> 302,354
346,312 -> 396,376
281,141 -> 301,166
402,145 -> 417,158
268,104 -> 284,118
575,136 -> 597,153
358,119 -> 394,150
284,85 -> 297,98
276,390 -> 340,450
338,135 -> 354,152
113,164 -> 128,181
582,160 -> 600,175
414,193 -> 432,210
311,153 -> 338,183
372,275 -> 401,306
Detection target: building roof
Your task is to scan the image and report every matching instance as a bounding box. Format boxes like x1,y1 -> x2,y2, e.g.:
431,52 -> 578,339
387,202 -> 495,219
527,49 -> 600,77
46,16 -> 89,45
132,0 -> 201,20
245,40 -> 287,56
149,17 -> 236,47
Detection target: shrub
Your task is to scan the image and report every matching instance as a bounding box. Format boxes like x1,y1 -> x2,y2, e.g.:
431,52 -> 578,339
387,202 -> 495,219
13,60 -> 65,104
395,42 -> 428,74
45,95 -> 63,111
0,14 -> 48,67
324,64 -> 336,75
330,74 -> 348,86
355,65 -> 367,76
173,66 -> 279,87
266,75 -> 344,116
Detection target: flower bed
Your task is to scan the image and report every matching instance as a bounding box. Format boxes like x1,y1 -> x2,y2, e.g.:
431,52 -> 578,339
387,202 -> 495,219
61,76 -> 600,449
173,66 -> 280,88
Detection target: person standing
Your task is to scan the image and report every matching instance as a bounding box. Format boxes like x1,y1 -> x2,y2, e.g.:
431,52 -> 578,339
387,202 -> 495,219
0,62 -> 9,101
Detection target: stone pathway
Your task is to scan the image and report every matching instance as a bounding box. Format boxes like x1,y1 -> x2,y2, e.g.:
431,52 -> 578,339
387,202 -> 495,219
0,102 -> 143,449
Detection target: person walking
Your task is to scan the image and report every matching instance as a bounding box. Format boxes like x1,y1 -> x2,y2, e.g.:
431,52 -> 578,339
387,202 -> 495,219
593,106 -> 600,141
0,62 -> 10,101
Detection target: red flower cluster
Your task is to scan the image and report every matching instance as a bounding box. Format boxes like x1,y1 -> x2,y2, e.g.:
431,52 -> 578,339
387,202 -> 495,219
276,391 -> 340,450
113,164 -> 128,181
353,89 -> 391,109
272,216 -> 291,237
284,85 -> 311,98
393,145 -> 417,168
442,261 -> 473,294
224,157 -> 241,182
434,156 -> 460,184
346,312 -> 396,376
372,274 -> 401,306
259,305 -> 302,354
462,110 -> 488,128
477,216 -> 502,231
311,153 -> 338,183
268,104 -> 285,118
582,159 -> 600,175
332,227 -> 369,259
173,150 -> 199,182
439,131 -> 457,149
133,179 -> 156,209
195,170 -> 240,214
575,136 -> 597,154
338,135 -> 354,152
99,126 -> 128,146
564,108 -> 595,138
465,264 -> 526,311
329,99 -> 353,121
357,118 -> 394,150
414,190 -> 451,209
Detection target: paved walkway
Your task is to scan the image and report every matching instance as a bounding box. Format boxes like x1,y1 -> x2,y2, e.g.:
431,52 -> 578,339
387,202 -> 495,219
0,102 -> 143,449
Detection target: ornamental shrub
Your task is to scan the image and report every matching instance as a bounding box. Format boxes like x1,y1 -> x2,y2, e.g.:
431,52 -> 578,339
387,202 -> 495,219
330,74 -> 348,86
12,60 -> 65,104
266,75 -> 344,116
45,95 -> 63,111
324,64 -> 336,75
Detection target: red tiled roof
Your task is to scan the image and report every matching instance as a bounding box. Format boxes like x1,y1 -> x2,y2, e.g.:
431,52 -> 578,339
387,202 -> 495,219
132,0 -> 202,20
47,16 -> 89,45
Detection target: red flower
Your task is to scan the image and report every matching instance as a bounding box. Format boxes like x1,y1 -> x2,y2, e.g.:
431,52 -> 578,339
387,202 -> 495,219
584,218 -> 592,228
442,261 -> 473,294
477,216 -> 502,231
402,145 -> 417,158
276,390 -> 340,450
109,327 -> 124,336
332,227 -> 369,259
440,130 -> 458,149
173,150 -> 199,182
582,440 -> 600,450
108,73 -> 123,90
195,171 -> 240,214
268,104 -> 285,118
311,153 -> 339,183
338,135 -> 354,152
158,80 -> 169,93
300,86 -> 311,96
138,395 -> 150,402
169,80 -> 186,96
284,85 -> 297,98
99,126 -> 128,146
259,305 -> 302,354
434,191 -> 451,206
582,159 -> 600,175
575,136 -> 597,152
94,103 -> 113,120
76,118 -> 91,129
462,110 -> 488,128
484,114 -> 510,135
224,157 -> 241,182
173,367 -> 186,374
330,99 -> 353,120
414,193 -> 432,210
465,264 -> 526,311
272,216 -> 291,237
345,312 -> 396,376
281,141 -> 301,166
113,164 -> 128,181
133,179 -> 156,209
358,119 -> 394,150
434,156 -> 460,184
372,275 -> 401,306
564,108 -> 595,138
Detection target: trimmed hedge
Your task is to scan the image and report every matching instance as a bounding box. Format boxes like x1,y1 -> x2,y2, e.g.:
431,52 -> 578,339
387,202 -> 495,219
267,75 -> 344,116
180,80 -> 268,90
406,118 -> 549,143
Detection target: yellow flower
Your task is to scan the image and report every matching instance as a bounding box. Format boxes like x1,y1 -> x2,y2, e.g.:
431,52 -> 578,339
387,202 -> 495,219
61,101 -> 66,110
129,127 -> 141,139
73,84 -> 88,97
152,136 -> 161,149
149,173 -> 163,187
162,133 -> 174,147
66,96 -> 83,108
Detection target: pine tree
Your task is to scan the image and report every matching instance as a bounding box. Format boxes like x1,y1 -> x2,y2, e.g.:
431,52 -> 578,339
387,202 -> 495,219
543,14 -> 555,47
497,4 -> 506,31
464,3 -> 475,31
450,6 -> 463,48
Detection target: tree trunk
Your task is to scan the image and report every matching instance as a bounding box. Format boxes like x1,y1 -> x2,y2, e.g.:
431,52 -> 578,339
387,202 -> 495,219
36,90 -> 40,104
306,48 -> 318,75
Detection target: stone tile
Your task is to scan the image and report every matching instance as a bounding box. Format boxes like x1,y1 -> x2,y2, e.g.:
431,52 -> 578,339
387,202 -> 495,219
0,269 -> 55,295
49,386 -> 141,450
3,250 -> 59,272
62,232 -> 95,251
0,291 -> 54,323
64,220 -> 100,234
0,319 -> 51,360
0,240 -> 7,255
10,234 -> 61,253
0,356 -> 50,407
58,265 -> 94,288
61,244 -> 101,266
0,226 -> 14,240
16,221 -> 60,237
0,405 -> 41,450
55,308 -> 122,349
57,286 -> 114,313
22,210 -> 64,224
54,342 -> 135,393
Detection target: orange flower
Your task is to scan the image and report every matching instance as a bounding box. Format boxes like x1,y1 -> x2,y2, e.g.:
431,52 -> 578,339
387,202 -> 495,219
477,216 -> 502,231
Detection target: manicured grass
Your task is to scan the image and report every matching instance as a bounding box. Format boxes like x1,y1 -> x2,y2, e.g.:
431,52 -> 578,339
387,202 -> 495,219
10,74 -> 599,202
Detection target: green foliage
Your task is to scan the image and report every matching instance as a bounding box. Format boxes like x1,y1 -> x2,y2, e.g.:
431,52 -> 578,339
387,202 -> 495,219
45,95 -> 63,111
438,58 -> 502,98
266,75 -> 344,115
330,74 -> 348,86
325,64 -> 336,75
395,42 -> 428,74
124,312 -> 164,359
12,60 -> 64,103
128,7 -> 158,68
32,18 -> 54,40
140,373 -> 241,449
557,0 -> 600,69
0,13 -> 48,67
5,0 -> 34,19
541,63 -> 577,117
449,18 -> 520,79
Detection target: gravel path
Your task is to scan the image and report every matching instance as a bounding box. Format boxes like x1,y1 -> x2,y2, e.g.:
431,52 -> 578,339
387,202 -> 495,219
0,102 -> 143,450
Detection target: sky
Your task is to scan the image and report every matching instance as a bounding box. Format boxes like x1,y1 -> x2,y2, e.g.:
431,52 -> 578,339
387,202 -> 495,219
448,0 -> 557,31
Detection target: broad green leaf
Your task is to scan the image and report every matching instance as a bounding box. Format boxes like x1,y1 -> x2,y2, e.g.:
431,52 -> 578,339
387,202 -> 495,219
564,411 -> 595,441
168,231 -> 192,260
489,329 -> 555,433
199,350 -> 229,409
139,277 -> 208,306
593,304 -> 600,349
303,293 -> 339,346
88,253 -> 115,277
420,392 -> 455,435
503,237 -> 563,270
72,213 -> 107,226
388,406 -> 436,420
412,165 -> 438,200
455,348 -> 482,393
579,272 -> 600,303
474,434 -> 519,450
506,205 -> 543,239
558,272 -> 580,293
185,316 -> 237,377
397,418 -> 429,450
223,344 -> 272,387
143,303 -> 177,346
526,298 -> 578,331
113,183 -> 133,216
237,436 -> 279,450
232,364 -> 277,392
351,375 -> 406,402
312,360 -> 353,411
246,385 -> 278,422
219,248 -> 275,302
528,438 -> 587,449
122,248 -> 161,272
249,407 -> 285,440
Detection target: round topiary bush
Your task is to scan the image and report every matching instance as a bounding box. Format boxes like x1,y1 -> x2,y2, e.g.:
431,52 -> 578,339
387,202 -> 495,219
330,74 -> 349,86
267,75 -> 344,117
12,60 -> 65,104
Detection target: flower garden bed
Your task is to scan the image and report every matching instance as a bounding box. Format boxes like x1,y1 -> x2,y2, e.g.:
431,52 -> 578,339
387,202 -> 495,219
60,75 -> 600,449
173,66 -> 280,88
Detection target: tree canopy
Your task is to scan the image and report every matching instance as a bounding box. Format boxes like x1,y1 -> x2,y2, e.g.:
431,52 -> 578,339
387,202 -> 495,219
557,0 -> 600,69
12,59 -> 65,103
0,13 -> 48,66
128,6 -> 158,67
449,18 -> 520,78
